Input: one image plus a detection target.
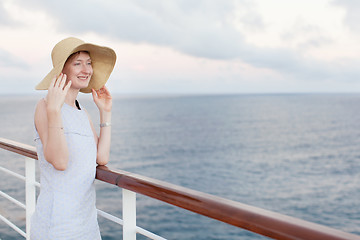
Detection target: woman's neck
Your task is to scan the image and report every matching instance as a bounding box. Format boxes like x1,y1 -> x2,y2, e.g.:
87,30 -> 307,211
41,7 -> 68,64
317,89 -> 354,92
65,88 -> 80,108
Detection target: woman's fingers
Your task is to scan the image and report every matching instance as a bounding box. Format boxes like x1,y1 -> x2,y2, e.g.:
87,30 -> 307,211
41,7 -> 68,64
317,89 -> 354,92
91,88 -> 97,97
92,86 -> 112,112
55,73 -> 61,87
95,89 -> 103,99
63,80 -> 72,93
102,86 -> 110,95
46,74 -> 71,112
96,86 -> 111,97
56,73 -> 64,88
59,74 -> 67,89
49,75 -> 57,90
49,73 -> 69,91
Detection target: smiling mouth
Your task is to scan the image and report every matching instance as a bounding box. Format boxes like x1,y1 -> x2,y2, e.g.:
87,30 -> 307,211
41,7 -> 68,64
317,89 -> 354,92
78,76 -> 90,81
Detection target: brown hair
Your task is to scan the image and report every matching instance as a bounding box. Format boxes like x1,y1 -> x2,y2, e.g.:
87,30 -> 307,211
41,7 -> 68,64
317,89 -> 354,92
65,51 -> 90,64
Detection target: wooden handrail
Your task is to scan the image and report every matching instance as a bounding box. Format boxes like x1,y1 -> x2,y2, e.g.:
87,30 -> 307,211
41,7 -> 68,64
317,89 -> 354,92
1,137 -> 359,240
0,138 -> 37,159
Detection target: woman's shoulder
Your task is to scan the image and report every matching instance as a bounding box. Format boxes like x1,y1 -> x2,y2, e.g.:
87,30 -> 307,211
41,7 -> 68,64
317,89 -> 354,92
35,98 -> 46,113
36,98 -> 46,107
34,98 -> 48,122
34,98 -> 48,134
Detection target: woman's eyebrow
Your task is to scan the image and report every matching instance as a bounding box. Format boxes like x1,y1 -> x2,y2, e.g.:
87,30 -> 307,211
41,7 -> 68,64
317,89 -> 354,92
74,58 -> 91,62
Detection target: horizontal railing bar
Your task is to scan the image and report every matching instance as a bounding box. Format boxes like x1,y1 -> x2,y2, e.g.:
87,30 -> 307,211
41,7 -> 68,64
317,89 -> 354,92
0,139 -> 41,190
96,166 -> 360,240
0,167 -> 40,190
0,214 -> 26,238
1,137 -> 360,240
97,209 -> 124,225
0,165 -> 40,187
97,209 -> 167,240
0,190 -> 26,209
136,226 -> 167,240
0,138 -> 37,160
0,166 -> 26,181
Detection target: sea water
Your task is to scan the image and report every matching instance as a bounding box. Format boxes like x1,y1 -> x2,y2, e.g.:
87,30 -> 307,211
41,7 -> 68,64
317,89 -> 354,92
0,94 -> 359,239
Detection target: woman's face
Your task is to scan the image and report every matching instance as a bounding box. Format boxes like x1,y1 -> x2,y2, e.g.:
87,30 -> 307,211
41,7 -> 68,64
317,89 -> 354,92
62,51 -> 93,90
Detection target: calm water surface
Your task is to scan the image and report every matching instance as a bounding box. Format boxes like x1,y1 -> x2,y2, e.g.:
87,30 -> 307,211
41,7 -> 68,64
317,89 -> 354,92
0,93 -> 359,239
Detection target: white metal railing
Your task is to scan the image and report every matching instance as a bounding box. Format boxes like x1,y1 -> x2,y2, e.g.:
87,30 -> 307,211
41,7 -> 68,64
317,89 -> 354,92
0,157 -> 166,240
0,157 -> 35,239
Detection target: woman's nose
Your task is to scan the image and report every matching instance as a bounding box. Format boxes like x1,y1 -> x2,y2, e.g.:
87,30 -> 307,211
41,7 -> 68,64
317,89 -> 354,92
81,64 -> 92,74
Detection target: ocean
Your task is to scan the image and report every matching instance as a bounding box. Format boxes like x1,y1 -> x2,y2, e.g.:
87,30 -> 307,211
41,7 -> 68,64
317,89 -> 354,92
0,93 -> 359,239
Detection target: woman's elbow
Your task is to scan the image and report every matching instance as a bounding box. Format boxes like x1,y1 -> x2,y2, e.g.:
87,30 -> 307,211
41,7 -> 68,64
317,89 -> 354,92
44,153 -> 69,171
97,159 -> 109,166
53,162 -> 68,171
96,153 -> 109,166
51,157 -> 69,171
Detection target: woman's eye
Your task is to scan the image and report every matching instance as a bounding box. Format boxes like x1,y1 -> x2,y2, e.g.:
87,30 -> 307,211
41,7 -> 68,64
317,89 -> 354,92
74,63 -> 80,66
87,62 -> 92,65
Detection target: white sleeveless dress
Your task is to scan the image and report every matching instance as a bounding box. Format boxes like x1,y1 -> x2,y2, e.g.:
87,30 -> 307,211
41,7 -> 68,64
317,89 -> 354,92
31,102 -> 101,240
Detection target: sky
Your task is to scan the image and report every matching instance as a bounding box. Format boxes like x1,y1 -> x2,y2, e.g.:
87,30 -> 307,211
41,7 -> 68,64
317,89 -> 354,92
1,0 -> 360,95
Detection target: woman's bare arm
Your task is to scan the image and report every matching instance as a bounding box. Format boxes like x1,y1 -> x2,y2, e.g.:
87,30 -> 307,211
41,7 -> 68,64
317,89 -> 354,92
91,86 -> 112,165
35,74 -> 72,170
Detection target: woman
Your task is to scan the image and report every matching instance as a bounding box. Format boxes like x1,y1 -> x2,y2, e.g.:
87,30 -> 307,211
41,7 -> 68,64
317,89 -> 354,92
31,37 -> 116,239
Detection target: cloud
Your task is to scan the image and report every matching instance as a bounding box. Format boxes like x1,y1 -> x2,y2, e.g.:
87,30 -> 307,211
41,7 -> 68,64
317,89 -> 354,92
332,0 -> 360,32
0,2 -> 12,25
6,0 -> 360,87
13,0 -> 248,59
0,48 -> 28,68
11,1 -> 320,72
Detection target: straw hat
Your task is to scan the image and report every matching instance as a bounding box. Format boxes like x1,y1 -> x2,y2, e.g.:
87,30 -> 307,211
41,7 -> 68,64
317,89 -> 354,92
36,37 -> 116,93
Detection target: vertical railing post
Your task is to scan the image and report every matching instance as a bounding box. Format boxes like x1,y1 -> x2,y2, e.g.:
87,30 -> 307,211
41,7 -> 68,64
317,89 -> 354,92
123,189 -> 137,240
25,157 -> 36,240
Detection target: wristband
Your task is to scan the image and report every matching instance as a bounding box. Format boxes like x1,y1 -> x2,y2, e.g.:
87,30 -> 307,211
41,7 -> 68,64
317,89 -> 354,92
100,122 -> 111,128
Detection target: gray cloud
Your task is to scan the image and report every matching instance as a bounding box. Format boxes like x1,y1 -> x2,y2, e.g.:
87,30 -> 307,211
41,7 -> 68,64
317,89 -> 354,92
0,2 -> 11,25
332,0 -> 360,31
13,0 -> 250,59
0,2 -> 24,26
12,0 -> 359,82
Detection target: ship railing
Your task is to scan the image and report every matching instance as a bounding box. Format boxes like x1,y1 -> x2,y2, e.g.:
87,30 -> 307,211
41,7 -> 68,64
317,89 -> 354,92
1,137 -> 360,240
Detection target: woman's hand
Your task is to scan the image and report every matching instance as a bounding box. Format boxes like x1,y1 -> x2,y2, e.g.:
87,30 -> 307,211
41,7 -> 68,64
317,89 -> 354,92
92,86 -> 112,112
46,73 -> 72,112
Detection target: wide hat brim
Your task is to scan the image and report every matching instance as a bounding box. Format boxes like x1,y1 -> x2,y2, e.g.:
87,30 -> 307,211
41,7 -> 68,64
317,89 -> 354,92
36,38 -> 116,93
